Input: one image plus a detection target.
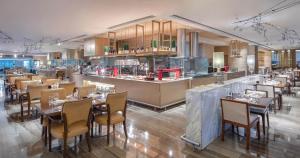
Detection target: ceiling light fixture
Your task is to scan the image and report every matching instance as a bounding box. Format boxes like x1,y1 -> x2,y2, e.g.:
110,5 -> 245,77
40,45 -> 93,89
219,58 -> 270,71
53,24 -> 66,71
14,54 -> 17,58
170,15 -> 273,49
234,0 -> 300,46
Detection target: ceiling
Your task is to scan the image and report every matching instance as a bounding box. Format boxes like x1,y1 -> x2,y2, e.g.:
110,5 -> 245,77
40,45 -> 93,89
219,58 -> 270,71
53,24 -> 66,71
0,0 -> 299,54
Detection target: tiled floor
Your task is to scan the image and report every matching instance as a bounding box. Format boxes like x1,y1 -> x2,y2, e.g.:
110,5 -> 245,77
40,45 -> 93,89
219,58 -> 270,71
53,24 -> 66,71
1,79 -> 300,158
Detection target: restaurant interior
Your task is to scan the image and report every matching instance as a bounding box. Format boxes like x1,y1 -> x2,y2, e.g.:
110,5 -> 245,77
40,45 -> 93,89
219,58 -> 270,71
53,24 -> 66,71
1,0 -> 300,157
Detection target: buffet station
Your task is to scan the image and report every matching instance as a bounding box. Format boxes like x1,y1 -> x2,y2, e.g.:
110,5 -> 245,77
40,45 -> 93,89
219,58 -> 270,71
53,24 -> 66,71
81,20 -> 247,109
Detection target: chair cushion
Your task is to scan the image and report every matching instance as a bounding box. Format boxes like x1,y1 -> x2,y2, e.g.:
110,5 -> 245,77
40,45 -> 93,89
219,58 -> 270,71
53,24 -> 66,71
22,100 -> 40,107
95,113 -> 124,125
50,120 -> 88,139
250,115 -> 259,124
250,107 -> 268,114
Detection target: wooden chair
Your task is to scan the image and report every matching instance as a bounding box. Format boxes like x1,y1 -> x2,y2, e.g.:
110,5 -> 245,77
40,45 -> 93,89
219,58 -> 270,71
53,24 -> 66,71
275,76 -> 289,94
94,91 -> 128,145
77,85 -> 97,99
43,79 -> 60,87
10,77 -> 28,103
48,99 -> 92,157
221,98 -> 260,150
20,84 -> 48,122
256,84 -> 280,111
31,75 -> 42,81
59,82 -> 75,96
245,89 -> 269,135
20,80 -> 40,91
23,73 -> 34,79
40,88 -> 66,146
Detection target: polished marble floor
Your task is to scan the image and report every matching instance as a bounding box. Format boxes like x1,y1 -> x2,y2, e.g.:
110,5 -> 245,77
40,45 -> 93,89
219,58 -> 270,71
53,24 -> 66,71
1,78 -> 300,158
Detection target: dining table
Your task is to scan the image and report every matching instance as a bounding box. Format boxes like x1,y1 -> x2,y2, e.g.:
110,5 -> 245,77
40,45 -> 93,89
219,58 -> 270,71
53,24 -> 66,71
39,93 -> 107,117
222,92 -> 273,138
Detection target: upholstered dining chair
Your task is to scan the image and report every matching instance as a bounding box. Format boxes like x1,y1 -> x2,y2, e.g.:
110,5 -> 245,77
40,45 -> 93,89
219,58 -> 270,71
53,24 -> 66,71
256,84 -> 280,111
20,80 -> 40,91
77,85 -> 97,99
20,84 -> 48,122
23,73 -> 34,79
31,75 -> 42,81
48,99 -> 92,157
15,78 -> 30,90
94,91 -> 128,145
10,77 -> 29,103
245,89 -> 269,135
40,88 -> 66,146
220,98 -> 260,150
43,79 -> 60,87
59,82 -> 75,96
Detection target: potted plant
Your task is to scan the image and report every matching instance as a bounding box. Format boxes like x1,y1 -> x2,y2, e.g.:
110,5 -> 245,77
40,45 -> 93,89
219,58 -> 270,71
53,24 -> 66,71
151,40 -> 157,52
104,46 -> 110,55
123,43 -> 129,54
171,39 -> 176,52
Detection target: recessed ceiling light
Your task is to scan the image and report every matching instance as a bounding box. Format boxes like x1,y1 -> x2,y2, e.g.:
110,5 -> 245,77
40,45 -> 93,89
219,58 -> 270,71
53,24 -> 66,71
57,42 -> 62,46
14,54 -> 17,58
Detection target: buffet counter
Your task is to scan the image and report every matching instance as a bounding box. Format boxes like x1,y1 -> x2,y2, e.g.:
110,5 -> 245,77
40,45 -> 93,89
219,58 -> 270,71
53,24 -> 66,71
82,75 -> 190,109
81,71 -> 246,109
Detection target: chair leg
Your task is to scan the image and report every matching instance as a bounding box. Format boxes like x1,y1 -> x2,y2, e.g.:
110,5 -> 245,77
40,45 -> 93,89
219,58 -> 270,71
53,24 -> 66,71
123,121 -> 128,138
113,124 -> 115,136
221,121 -> 225,141
91,119 -> 94,137
257,121 -> 260,140
21,105 -> 24,122
27,105 -> 31,120
86,132 -> 91,152
63,136 -> 68,158
107,124 -> 110,145
246,127 -> 250,150
44,126 -> 48,146
266,112 -> 270,127
79,135 -> 82,142
261,114 -> 265,135
48,129 -> 52,151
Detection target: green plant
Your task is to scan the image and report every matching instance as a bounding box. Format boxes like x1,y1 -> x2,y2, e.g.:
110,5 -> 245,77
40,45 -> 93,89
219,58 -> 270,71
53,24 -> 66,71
104,46 -> 110,52
123,43 -> 129,50
151,40 -> 157,48
171,40 -> 176,48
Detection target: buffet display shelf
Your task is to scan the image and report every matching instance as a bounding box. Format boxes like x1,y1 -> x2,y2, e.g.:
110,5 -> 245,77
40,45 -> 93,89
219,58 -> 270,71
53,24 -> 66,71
90,51 -> 177,59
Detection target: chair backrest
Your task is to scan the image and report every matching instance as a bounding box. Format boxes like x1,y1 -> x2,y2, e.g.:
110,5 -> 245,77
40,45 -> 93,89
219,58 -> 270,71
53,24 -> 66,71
62,99 -> 92,127
31,75 -> 42,81
256,84 -> 275,98
15,78 -> 30,89
27,84 -> 48,101
77,85 -> 97,99
40,88 -> 66,111
59,82 -> 75,96
9,76 -> 25,84
20,80 -> 40,91
23,73 -> 34,79
245,89 -> 268,98
6,74 -> 17,82
221,99 -> 249,125
275,77 -> 287,84
106,91 -> 127,114
44,79 -> 60,86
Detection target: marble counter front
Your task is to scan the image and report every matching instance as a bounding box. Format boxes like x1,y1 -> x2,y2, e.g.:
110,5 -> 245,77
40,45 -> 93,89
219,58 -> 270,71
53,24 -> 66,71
185,76 -> 258,149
